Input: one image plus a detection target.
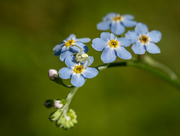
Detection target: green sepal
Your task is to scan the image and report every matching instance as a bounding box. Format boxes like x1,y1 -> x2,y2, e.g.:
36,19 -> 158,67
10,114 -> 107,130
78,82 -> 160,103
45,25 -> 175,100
49,110 -> 62,122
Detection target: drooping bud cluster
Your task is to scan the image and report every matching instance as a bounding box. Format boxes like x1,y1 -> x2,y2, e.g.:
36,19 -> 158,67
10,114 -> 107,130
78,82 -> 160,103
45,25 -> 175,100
45,98 -> 77,130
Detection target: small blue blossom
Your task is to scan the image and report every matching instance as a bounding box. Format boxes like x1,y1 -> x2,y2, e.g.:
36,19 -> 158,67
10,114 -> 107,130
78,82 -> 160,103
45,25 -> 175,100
97,13 -> 137,35
92,32 -> 132,63
125,23 -> 162,54
53,34 -> 90,61
59,56 -> 98,87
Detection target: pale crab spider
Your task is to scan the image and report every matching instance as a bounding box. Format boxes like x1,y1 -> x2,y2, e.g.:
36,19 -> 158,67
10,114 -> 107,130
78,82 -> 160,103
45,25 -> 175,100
71,45 -> 90,69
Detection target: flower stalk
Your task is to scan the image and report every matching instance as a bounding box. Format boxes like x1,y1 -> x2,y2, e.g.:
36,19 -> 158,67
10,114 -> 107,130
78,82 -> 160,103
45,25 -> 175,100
96,58 -> 180,91
62,87 -> 79,115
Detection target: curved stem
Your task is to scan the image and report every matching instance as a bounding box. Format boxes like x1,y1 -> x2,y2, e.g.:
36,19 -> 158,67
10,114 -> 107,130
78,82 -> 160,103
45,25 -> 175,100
143,55 -> 178,80
96,61 -> 180,91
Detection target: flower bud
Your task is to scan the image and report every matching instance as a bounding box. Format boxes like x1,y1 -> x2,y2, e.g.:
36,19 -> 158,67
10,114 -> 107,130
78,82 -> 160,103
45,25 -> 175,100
68,109 -> 77,124
49,110 -> 61,122
44,99 -> 54,109
56,109 -> 77,130
48,69 -> 58,80
54,100 -> 63,109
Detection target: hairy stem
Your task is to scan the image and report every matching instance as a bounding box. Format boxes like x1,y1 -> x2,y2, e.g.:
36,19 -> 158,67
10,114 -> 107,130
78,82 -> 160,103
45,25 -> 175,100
63,87 -> 79,115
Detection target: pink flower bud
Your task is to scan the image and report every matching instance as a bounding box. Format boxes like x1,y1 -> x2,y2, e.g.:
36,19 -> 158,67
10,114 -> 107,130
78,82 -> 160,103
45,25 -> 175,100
54,100 -> 63,109
48,69 -> 58,80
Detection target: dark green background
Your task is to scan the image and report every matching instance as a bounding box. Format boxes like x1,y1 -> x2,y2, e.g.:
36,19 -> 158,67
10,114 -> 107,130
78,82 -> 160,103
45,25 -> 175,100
1,0 -> 180,135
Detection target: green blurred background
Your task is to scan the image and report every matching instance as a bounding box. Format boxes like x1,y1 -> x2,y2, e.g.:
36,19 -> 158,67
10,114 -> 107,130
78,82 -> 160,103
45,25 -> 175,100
1,0 -> 180,135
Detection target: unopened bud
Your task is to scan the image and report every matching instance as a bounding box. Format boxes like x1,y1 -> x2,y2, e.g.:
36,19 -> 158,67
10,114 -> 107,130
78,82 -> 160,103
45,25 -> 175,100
56,109 -> 77,130
44,99 -> 54,109
54,100 -> 63,109
48,69 -> 58,80
49,110 -> 61,122
68,109 -> 77,124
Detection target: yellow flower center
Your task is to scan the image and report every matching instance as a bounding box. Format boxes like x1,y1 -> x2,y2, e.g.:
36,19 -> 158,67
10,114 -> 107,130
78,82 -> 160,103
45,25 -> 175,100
139,35 -> 149,43
109,39 -> 119,48
73,65 -> 83,74
65,39 -> 75,47
113,16 -> 123,21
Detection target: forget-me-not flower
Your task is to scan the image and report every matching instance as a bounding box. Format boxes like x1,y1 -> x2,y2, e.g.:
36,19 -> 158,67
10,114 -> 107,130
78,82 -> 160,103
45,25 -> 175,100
97,13 -> 137,35
92,32 -> 132,63
59,55 -> 98,87
125,23 -> 162,54
53,34 -> 90,61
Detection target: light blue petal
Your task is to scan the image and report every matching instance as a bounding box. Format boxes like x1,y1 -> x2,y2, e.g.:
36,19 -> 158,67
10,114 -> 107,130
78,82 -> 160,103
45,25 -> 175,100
71,74 -> 85,87
88,56 -> 94,66
135,23 -> 149,35
145,42 -> 161,54
115,46 -> 132,60
111,22 -> 125,35
125,31 -> 139,43
76,42 -> 88,53
97,21 -> 111,30
61,46 -> 68,53
110,33 -> 116,40
82,67 -> 98,78
92,38 -> 108,51
59,67 -> 73,79
53,42 -> 64,56
103,13 -> 117,21
117,38 -> 132,47
65,56 -> 78,67
101,47 -> 116,63
83,56 -> 94,67
71,42 -> 88,53
76,38 -> 91,43
60,50 -> 74,61
122,14 -> 134,20
122,20 -> 137,27
148,30 -> 162,43
131,42 -> 146,54
100,32 -> 111,41
66,34 -> 76,41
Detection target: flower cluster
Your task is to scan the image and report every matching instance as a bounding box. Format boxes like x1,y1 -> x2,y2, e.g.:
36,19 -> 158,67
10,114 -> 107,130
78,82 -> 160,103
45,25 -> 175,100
44,99 -> 77,130
93,12 -> 162,63
52,12 -> 162,86
46,12 -> 162,130
53,34 -> 98,87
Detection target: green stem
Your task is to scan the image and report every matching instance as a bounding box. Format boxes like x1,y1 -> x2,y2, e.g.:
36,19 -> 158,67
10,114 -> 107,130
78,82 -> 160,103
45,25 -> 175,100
143,55 -> 178,80
62,87 -> 79,115
96,61 -> 180,91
